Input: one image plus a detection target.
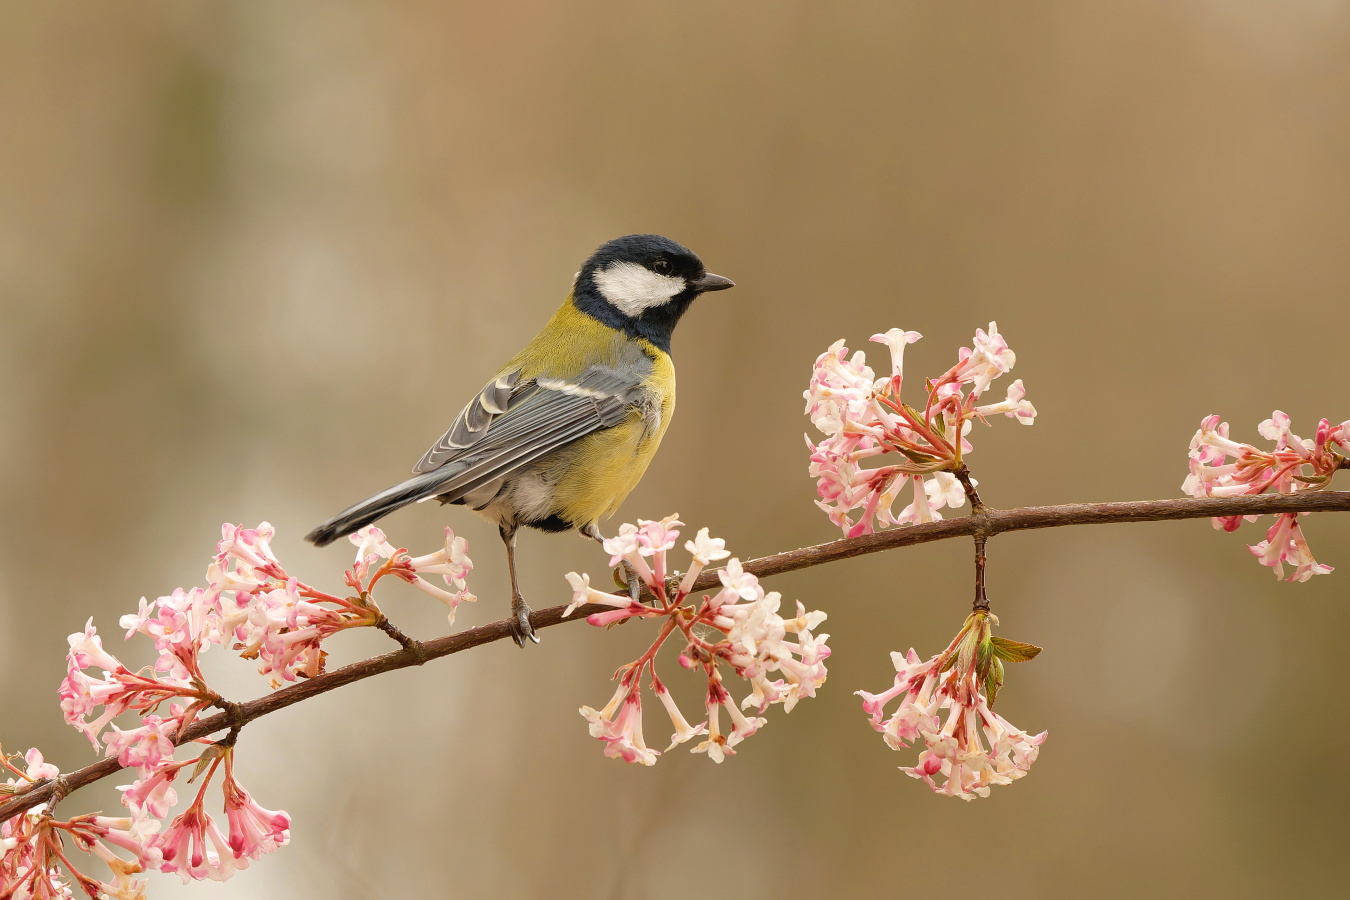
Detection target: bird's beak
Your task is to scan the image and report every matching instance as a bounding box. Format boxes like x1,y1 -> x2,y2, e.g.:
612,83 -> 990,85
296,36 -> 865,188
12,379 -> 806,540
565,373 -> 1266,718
688,272 -> 735,293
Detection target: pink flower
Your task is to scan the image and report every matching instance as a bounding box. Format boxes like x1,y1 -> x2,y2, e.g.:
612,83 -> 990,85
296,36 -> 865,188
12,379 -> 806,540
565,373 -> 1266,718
119,597 -> 155,641
405,527 -> 473,583
153,805 -> 243,882
805,324 -> 1032,537
679,527 -> 730,595
717,558 -> 760,601
691,685 -> 733,763
652,676 -> 707,750
689,679 -> 765,762
60,623 -> 203,752
104,716 -> 176,770
1184,413 -> 1347,579
561,572 -> 652,624
635,515 -> 682,556
870,328 -> 922,383
67,618 -> 126,673
925,471 -> 969,511
349,524 -> 398,579
22,748 -> 58,782
857,613 -> 1046,800
950,322 -> 1016,398
89,812 -> 163,870
229,579 -> 348,682
601,522 -> 642,567
803,338 -> 877,434
216,522 -> 285,581
572,520 -> 830,766
394,527 -> 477,624
119,763 -> 183,820
580,683 -> 658,766
974,379 -> 1036,424
82,828 -> 155,898
349,524 -> 397,562
147,587 -> 223,681
221,756 -> 290,861
1249,513 -> 1334,582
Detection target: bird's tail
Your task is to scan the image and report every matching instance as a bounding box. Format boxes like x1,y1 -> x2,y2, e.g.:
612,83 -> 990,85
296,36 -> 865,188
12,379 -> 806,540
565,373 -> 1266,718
304,468 -> 461,547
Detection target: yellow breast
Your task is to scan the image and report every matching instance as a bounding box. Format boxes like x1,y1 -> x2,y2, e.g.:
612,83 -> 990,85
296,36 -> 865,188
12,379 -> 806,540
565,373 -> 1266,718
543,338 -> 675,526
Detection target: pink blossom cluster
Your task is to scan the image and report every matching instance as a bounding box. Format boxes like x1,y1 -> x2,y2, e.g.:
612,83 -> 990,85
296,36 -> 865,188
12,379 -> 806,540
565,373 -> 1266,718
347,525 -> 476,625
16,521 -> 475,895
566,516 -> 831,765
1,747 -> 75,899
1,745 -> 167,899
1183,412 -> 1350,581
856,612 -> 1046,800
141,747 -> 290,885
805,323 -> 1035,537
59,523 -> 375,756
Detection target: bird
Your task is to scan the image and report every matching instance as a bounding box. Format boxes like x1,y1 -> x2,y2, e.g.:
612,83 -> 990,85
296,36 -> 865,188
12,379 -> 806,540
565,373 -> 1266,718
304,234 -> 734,646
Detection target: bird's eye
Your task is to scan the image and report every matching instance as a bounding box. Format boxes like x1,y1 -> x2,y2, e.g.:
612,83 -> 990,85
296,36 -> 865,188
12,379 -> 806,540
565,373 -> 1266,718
652,258 -> 671,275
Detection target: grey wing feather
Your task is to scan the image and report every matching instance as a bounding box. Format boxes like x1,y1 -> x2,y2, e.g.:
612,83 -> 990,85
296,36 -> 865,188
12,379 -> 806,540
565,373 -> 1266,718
414,369 -> 525,472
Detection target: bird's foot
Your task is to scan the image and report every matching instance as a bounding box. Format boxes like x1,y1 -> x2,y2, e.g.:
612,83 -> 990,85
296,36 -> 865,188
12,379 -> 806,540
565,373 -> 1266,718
509,595 -> 539,647
611,562 -> 645,602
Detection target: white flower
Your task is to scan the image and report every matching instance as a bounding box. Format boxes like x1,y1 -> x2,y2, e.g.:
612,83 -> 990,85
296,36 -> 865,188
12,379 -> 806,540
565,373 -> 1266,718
717,558 -> 761,602
803,339 -> 877,434
1249,513 -> 1334,582
679,527 -> 730,594
68,618 -> 126,673
653,679 -> 707,750
870,328 -> 922,382
956,321 -> 1016,398
349,525 -> 398,570
974,379 -> 1036,424
579,683 -> 658,766
925,472 -> 968,511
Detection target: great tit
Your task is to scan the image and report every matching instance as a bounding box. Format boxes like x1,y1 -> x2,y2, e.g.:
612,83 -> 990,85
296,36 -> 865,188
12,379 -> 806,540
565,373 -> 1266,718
304,234 -> 734,645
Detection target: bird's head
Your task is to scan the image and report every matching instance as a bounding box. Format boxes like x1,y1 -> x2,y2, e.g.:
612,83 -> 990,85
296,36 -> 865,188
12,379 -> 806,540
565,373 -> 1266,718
572,234 -> 734,354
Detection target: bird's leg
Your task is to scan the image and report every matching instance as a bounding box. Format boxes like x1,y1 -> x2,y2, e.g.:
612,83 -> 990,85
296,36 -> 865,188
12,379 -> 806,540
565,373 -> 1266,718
500,524 -> 538,647
580,522 -> 642,601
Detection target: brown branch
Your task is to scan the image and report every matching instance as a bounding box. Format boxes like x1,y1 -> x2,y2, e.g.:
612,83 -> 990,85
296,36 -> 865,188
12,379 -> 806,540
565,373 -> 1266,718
6,489 -> 1350,821
374,615 -> 418,653
955,465 -> 984,512
692,491 -> 1350,589
0,600 -> 612,821
973,535 -> 989,612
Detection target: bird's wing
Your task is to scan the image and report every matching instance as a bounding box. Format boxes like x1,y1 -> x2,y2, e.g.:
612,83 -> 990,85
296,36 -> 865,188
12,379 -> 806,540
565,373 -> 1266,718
409,364 -> 647,501
413,369 -> 526,473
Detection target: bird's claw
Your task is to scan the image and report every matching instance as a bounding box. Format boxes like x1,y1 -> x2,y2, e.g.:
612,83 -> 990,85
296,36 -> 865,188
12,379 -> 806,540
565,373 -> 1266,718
611,562 -> 645,603
509,596 -> 539,647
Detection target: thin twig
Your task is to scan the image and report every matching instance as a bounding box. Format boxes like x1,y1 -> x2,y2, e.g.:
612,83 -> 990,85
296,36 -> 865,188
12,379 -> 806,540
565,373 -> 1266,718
374,616 -> 419,654
4,489 -> 1349,821
955,465 -> 984,512
973,536 -> 989,612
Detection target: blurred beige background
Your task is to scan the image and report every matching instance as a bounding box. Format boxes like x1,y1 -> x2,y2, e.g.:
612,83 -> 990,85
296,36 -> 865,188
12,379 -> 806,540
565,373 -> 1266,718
4,1 -> 1350,897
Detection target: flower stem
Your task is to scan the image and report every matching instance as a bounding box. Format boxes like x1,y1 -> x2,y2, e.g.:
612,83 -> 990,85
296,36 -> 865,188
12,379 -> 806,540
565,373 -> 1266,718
955,465 -> 984,512
973,535 -> 990,612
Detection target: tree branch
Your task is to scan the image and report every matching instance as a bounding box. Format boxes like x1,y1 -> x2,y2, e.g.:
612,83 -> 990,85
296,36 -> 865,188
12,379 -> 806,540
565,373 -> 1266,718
5,489 -> 1348,821
691,491 -> 1350,589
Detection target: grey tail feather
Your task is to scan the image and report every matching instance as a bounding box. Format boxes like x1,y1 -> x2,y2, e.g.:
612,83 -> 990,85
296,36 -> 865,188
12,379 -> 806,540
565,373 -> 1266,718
304,468 -> 461,547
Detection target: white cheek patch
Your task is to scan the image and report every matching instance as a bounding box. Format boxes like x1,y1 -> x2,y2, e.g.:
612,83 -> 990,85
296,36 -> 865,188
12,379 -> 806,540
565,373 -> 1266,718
592,261 -> 687,316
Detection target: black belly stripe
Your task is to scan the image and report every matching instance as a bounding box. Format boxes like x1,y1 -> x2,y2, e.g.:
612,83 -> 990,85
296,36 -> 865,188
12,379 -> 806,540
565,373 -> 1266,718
527,513 -> 574,533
